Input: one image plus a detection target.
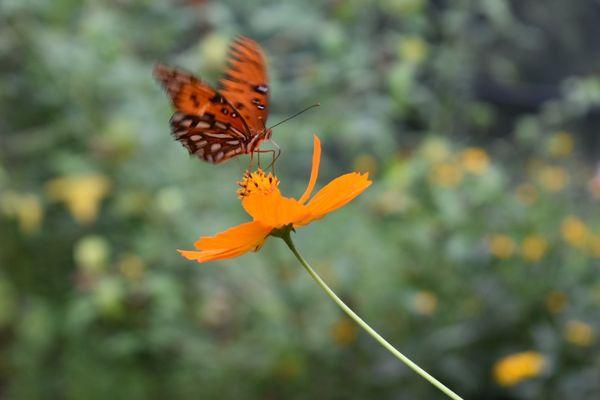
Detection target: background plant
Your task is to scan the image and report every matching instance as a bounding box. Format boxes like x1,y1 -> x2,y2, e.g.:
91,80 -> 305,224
1,0 -> 599,399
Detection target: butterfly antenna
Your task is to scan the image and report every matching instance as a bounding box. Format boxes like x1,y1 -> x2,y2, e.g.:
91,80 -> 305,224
268,103 -> 320,130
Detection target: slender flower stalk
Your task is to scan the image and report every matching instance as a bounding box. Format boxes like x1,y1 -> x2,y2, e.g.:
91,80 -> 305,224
279,230 -> 463,400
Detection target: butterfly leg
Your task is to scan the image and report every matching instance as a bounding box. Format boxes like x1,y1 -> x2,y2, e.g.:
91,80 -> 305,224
252,149 -> 280,175
247,152 -> 256,171
266,140 -> 282,174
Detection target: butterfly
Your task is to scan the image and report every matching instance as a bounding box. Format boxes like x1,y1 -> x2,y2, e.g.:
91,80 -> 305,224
154,36 -> 271,164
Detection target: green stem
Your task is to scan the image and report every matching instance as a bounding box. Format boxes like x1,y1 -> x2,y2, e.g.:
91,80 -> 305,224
281,232 -> 463,400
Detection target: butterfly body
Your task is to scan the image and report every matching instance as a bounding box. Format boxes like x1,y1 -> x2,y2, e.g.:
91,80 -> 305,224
154,36 -> 271,164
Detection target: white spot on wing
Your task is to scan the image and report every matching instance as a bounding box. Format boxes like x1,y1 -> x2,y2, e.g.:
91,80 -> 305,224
195,121 -> 211,129
204,132 -> 231,139
210,143 -> 221,152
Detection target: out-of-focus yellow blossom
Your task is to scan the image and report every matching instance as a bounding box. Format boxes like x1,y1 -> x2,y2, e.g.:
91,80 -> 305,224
374,190 -> 408,216
547,132 -> 574,157
353,154 -> 378,176
399,36 -> 428,64
521,235 -> 549,262
587,234 -> 600,258
561,216 -> 590,249
421,137 -> 450,162
428,162 -> 463,188
118,254 -> 145,282
488,234 -> 516,259
0,191 -> 43,234
412,291 -> 438,315
459,147 -> 490,175
155,187 -> 184,214
331,318 -> 358,346
545,291 -> 567,314
45,174 -> 111,224
515,183 -> 539,205
493,351 -> 547,387
201,33 -> 229,70
536,165 -> 568,192
564,320 -> 595,347
74,235 -> 111,275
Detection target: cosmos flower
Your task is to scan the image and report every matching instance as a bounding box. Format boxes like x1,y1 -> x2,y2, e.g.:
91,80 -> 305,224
179,135 -> 371,263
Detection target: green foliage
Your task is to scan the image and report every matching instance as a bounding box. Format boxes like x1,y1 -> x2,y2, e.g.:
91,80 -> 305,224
1,0 -> 599,399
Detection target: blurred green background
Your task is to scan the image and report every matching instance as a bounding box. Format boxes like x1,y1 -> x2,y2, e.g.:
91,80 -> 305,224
1,0 -> 599,399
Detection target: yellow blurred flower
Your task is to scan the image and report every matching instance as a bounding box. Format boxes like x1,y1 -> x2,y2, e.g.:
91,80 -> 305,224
587,234 -> 600,258
561,216 -> 590,249
536,166 -> 568,192
331,318 -> 358,346
564,320 -> 595,347
428,162 -> 463,188
0,191 -> 43,234
520,235 -> 549,262
459,147 -> 490,175
515,183 -> 539,205
45,174 -> 111,224
547,132 -> 574,157
493,351 -> 546,387
399,36 -> 428,64
353,154 -> 378,176
488,234 -> 516,259
118,254 -> 145,282
201,33 -> 230,70
421,137 -> 450,162
545,291 -> 567,314
74,235 -> 110,275
412,291 -> 438,315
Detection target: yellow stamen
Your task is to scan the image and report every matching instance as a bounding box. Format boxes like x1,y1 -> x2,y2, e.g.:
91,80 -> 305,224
237,168 -> 280,199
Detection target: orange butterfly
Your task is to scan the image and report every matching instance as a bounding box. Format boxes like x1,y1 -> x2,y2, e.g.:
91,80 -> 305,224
154,36 -> 271,164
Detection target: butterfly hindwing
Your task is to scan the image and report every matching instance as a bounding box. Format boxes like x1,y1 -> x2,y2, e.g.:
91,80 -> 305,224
170,112 -> 247,164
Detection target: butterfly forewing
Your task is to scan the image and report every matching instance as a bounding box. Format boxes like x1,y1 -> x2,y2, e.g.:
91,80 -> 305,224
219,36 -> 270,133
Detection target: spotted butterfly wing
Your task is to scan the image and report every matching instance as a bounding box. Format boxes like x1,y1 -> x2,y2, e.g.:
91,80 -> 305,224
154,36 -> 270,164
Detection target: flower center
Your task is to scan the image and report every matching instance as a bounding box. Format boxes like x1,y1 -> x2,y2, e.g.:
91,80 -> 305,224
237,169 -> 280,199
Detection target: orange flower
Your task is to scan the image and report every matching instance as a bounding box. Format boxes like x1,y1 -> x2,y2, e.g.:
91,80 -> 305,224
179,135 -> 371,263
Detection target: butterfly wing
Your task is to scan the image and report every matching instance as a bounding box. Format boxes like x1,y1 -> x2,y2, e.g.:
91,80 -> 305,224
219,36 -> 270,133
154,64 -> 251,163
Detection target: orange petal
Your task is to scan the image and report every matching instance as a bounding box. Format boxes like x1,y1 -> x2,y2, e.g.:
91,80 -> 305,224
301,172 -> 371,225
298,134 -> 321,204
178,221 -> 271,263
243,191 -> 309,228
